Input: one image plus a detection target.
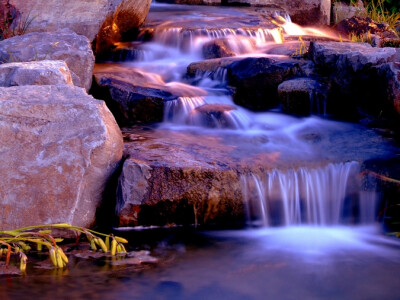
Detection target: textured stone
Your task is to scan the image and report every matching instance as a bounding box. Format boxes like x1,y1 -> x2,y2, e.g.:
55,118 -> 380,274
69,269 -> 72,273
0,60 -> 73,87
0,30 -> 94,91
0,85 -> 123,230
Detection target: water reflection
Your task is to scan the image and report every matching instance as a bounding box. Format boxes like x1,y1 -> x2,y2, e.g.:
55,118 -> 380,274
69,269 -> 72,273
1,227 -> 399,300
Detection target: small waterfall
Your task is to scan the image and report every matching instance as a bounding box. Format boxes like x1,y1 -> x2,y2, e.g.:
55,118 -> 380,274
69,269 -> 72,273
152,27 -> 284,55
164,96 -> 206,123
241,162 -> 376,227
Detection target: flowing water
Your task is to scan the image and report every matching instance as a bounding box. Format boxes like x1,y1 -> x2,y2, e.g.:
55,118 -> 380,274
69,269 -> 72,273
2,2 -> 400,299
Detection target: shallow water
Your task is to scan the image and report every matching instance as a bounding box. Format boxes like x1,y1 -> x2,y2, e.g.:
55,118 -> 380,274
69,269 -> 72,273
1,226 -> 399,300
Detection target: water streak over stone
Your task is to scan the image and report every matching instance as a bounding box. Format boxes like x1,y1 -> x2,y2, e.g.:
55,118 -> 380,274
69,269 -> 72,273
241,162 -> 376,226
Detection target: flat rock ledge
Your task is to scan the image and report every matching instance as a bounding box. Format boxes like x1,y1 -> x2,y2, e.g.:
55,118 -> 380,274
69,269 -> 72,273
0,85 -> 123,230
116,124 -> 396,228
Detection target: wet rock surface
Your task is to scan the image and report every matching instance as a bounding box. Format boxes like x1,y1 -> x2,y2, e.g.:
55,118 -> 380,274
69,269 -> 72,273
0,85 -> 123,230
0,30 -> 95,91
0,60 -> 73,87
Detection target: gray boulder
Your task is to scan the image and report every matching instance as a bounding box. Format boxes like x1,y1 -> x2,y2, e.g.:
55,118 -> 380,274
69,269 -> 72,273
0,85 -> 123,230
0,30 -> 95,91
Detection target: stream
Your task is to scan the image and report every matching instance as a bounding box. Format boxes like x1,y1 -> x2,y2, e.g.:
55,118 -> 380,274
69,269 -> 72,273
1,2 -> 400,299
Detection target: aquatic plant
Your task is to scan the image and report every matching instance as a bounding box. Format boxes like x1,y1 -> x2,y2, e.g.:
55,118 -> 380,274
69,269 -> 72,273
0,223 -> 128,272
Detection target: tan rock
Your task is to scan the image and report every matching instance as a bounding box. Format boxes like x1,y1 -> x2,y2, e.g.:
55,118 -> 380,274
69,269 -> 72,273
0,85 -> 123,231
0,30 -> 94,91
0,60 -> 73,87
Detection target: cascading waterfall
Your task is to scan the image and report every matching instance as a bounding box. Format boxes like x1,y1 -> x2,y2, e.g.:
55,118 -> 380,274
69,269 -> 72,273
113,3 -> 383,228
241,161 -> 376,227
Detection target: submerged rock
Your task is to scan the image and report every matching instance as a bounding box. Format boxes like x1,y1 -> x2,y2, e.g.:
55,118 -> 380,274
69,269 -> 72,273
0,85 -> 123,230
0,60 -> 73,87
202,38 -> 237,59
0,30 -> 95,91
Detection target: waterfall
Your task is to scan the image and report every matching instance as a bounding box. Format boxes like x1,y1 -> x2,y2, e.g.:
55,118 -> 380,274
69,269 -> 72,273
241,162 -> 376,227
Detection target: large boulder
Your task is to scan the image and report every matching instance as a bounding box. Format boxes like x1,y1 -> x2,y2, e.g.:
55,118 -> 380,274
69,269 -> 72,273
0,30 -> 94,91
0,85 -> 123,230
0,60 -> 73,87
309,41 -> 400,120
8,0 -> 151,42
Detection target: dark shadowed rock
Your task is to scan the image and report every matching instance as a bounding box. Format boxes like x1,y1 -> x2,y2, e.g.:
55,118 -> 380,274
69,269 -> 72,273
226,57 -> 303,110
0,30 -> 94,91
0,85 -> 123,231
309,41 -> 400,121
92,64 -> 207,125
278,78 -> 329,116
0,60 -> 73,87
